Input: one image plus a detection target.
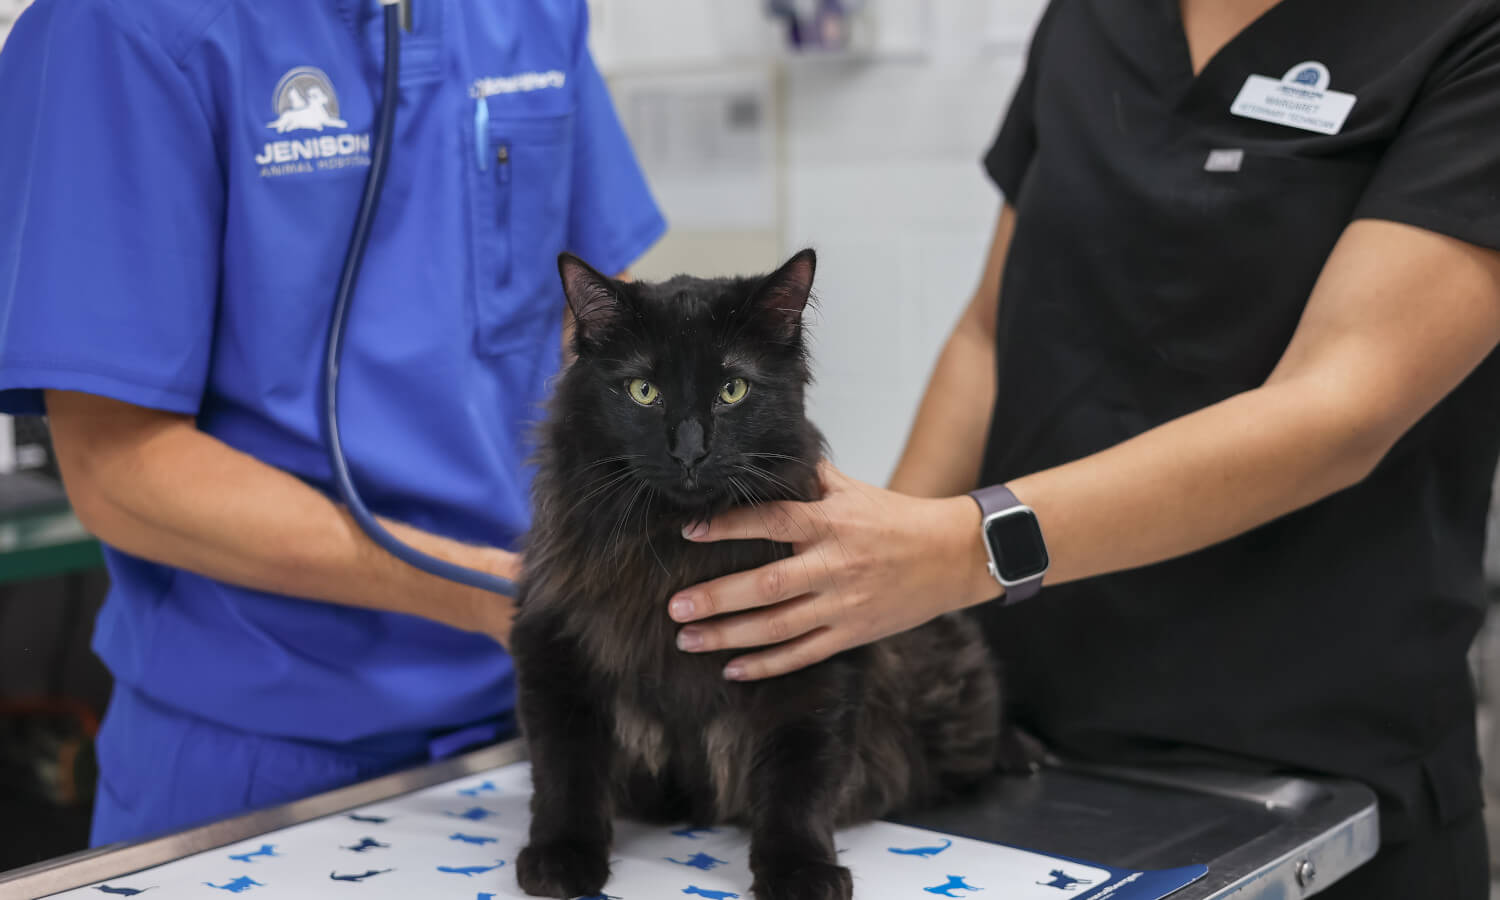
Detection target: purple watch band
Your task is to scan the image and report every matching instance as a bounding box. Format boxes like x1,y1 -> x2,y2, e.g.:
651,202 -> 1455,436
969,484 -> 1046,604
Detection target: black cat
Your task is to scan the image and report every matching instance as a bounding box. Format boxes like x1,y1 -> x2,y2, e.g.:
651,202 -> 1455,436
511,250 -> 1022,900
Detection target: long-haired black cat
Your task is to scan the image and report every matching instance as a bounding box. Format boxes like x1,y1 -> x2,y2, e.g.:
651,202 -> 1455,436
511,250 -> 1020,900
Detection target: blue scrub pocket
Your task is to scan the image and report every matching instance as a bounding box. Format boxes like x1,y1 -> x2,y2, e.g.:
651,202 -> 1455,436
468,108 -> 575,357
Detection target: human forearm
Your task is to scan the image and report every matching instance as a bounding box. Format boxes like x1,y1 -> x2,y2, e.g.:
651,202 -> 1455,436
47,391 -> 516,641
887,314 -> 996,497
1003,377 -> 1385,590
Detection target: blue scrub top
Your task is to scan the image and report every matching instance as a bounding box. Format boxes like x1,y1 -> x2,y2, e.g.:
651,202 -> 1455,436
0,0 -> 664,746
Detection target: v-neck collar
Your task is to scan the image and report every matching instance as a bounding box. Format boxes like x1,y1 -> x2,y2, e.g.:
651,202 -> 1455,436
1165,0 -> 1304,86
1086,0 -> 1309,103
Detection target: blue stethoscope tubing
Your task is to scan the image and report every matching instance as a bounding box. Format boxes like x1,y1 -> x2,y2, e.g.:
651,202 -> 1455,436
321,1 -> 519,597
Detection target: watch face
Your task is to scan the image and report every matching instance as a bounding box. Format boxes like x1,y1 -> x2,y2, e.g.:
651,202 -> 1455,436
984,509 -> 1049,581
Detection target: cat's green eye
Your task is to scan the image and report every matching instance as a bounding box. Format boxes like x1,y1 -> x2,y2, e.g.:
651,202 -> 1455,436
626,378 -> 660,406
719,378 -> 750,405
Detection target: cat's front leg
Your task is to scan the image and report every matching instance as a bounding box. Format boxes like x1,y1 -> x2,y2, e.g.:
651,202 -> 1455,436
512,612 -> 614,899
745,686 -> 856,900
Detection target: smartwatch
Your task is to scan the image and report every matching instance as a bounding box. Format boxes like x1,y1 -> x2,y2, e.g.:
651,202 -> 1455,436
968,484 -> 1049,603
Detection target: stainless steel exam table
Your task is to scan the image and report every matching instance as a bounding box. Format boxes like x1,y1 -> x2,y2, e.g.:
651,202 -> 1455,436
0,739 -> 1378,899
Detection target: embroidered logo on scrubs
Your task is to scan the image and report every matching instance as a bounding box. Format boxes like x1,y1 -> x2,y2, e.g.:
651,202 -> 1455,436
267,67 -> 347,133
1230,61 -> 1356,135
256,67 -> 372,178
469,70 -> 566,99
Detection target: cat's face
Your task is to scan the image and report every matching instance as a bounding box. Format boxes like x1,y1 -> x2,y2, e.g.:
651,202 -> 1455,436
554,251 -> 818,512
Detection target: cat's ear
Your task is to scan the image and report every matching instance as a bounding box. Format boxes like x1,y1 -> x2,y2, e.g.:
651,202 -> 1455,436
749,248 -> 816,339
558,253 -> 622,346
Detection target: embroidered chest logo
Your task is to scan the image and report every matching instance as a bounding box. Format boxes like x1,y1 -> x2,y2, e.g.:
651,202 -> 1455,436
255,66 -> 372,178
268,67 -> 348,132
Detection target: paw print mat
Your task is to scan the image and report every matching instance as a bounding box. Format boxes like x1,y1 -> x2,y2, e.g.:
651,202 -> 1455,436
48,761 -> 1206,899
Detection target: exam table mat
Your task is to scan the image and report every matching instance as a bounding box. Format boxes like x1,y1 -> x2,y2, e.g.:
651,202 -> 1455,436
50,761 -> 1206,899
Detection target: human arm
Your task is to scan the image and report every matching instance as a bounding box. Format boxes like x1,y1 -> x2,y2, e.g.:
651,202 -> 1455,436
669,219 -> 1500,679
886,206 -> 1016,497
47,390 -> 518,644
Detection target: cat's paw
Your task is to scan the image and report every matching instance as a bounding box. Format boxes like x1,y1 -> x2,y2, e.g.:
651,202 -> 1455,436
750,861 -> 853,900
996,723 -> 1051,776
515,840 -> 610,899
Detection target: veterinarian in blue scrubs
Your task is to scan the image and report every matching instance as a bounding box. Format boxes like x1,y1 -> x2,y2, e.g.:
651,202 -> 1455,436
0,0 -> 663,844
667,1 -> 1500,897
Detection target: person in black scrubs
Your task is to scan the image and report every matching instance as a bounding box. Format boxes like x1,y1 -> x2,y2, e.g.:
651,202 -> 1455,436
663,0 -> 1500,895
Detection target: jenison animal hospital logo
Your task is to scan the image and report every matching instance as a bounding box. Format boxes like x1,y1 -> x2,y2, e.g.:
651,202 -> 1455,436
255,67 -> 371,178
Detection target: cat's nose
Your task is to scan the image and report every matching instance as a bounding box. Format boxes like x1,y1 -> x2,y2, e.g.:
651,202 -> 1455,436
669,419 -> 710,471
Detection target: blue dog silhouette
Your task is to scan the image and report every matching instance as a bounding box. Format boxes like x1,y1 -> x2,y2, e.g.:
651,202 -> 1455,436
924,875 -> 981,897
343,837 -> 389,853
683,888 -> 739,900
458,781 -> 498,797
94,887 -> 154,896
449,832 -> 499,845
666,852 -> 728,871
203,877 -> 263,893
227,845 -> 278,863
1038,869 -> 1095,890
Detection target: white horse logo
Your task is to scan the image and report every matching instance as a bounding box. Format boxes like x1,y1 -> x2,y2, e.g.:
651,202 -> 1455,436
267,67 -> 349,133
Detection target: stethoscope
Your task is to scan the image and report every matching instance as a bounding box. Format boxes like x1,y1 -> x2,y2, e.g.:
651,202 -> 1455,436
322,0 -> 518,598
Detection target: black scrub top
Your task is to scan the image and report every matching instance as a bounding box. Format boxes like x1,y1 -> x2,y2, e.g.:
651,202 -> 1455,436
975,0 -> 1500,843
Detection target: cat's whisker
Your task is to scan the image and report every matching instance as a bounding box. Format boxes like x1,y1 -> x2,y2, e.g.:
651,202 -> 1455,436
607,480 -> 649,561
639,487 -> 671,578
743,451 -> 818,470
562,466 -> 640,518
576,453 -> 646,473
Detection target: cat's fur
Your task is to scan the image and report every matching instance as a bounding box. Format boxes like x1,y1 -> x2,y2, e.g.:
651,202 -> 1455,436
511,250 -> 1017,900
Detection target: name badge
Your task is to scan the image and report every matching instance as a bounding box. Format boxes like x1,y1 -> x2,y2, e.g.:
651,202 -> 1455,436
1230,61 -> 1356,135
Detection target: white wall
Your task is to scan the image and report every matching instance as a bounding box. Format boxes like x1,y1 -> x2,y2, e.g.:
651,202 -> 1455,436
600,0 -> 1043,483
0,0 -> 31,49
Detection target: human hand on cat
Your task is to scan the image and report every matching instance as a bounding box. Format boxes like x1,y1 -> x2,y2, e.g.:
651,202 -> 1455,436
669,461 -> 1000,680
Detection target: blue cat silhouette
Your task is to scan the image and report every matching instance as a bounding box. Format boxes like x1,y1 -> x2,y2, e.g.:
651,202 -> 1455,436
347,813 -> 388,823
889,839 -> 952,858
671,826 -> 718,839
579,894 -> 622,899
202,877 -> 263,893
93,887 -> 153,896
449,832 -> 499,845
458,781 -> 498,797
445,807 -> 497,821
924,875 -> 981,897
683,888 -> 739,900
666,852 -> 728,871
227,844 -> 278,863
343,837 -> 389,853
1038,869 -> 1094,890
437,860 -> 506,877
328,869 -> 391,882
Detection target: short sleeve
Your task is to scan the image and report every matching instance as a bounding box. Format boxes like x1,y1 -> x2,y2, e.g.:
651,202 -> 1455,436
982,1 -> 1059,200
0,0 -> 224,416
1353,12 -> 1500,252
563,9 -> 666,276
